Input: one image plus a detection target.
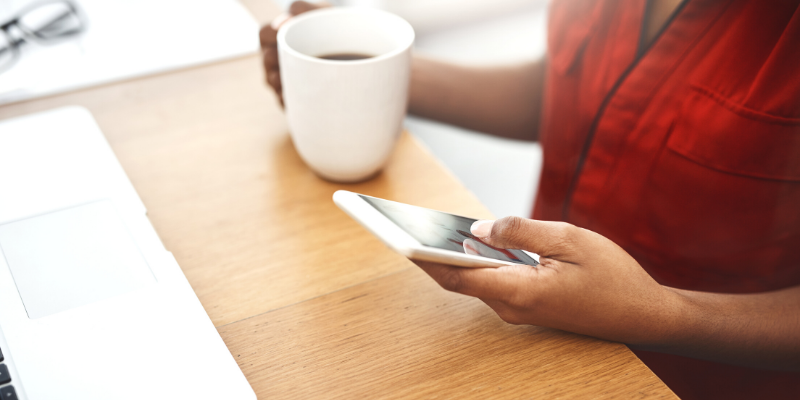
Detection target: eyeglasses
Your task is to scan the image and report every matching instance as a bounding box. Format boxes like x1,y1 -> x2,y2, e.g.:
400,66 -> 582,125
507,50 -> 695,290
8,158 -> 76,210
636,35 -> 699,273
0,0 -> 86,73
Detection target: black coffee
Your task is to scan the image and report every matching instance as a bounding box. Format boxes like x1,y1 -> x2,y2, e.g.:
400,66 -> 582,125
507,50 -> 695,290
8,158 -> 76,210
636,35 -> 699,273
317,53 -> 375,61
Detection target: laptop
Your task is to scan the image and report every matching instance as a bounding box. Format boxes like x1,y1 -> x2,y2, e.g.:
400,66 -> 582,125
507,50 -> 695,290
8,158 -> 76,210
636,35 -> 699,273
0,107 -> 256,399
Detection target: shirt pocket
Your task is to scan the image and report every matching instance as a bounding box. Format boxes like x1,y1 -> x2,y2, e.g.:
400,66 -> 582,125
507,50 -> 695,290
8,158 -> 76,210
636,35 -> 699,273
667,85 -> 800,182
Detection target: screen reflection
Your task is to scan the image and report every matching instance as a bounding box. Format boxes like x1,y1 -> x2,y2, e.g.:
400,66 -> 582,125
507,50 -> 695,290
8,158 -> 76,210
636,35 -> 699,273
360,195 -> 539,266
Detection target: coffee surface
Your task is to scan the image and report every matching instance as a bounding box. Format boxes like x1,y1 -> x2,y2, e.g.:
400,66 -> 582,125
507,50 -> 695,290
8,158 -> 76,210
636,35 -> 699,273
317,53 -> 374,61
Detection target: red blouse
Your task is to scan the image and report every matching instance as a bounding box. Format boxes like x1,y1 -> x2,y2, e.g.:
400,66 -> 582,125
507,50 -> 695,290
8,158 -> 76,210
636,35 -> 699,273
535,0 -> 800,398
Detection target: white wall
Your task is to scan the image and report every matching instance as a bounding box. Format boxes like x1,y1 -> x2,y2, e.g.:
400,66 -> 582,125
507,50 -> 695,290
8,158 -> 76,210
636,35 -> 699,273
401,0 -> 548,218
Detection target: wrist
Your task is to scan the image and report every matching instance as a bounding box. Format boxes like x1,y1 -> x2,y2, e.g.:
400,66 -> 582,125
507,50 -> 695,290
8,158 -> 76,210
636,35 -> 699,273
627,285 -> 701,351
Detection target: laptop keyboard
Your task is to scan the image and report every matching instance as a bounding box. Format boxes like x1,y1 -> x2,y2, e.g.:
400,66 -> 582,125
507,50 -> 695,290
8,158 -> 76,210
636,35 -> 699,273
0,348 -> 18,400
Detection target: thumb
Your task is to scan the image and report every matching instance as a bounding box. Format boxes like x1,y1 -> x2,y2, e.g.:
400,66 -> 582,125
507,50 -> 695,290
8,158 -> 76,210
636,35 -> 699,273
269,1 -> 328,31
471,216 -> 580,258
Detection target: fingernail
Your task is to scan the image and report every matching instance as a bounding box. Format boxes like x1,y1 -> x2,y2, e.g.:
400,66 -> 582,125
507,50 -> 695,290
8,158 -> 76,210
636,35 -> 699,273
462,238 -> 476,255
471,220 -> 494,238
270,12 -> 291,30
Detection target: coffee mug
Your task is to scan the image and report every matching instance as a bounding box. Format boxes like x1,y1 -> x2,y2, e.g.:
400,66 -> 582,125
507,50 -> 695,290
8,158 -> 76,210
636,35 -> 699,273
277,8 -> 414,182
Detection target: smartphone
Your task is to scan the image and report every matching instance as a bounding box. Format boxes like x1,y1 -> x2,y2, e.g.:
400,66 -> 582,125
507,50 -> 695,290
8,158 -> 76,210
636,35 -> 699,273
333,190 -> 539,268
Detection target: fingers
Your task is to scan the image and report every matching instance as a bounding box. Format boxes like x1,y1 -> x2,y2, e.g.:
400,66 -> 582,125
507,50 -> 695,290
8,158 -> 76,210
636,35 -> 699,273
270,12 -> 292,30
260,14 -> 283,100
289,1 -> 321,15
262,44 -> 282,95
414,261 -> 535,303
260,1 -> 330,104
263,46 -> 279,67
471,217 -> 583,259
259,22 -> 279,93
260,1 -> 322,49
462,238 -> 480,256
266,69 -> 282,92
259,24 -> 278,49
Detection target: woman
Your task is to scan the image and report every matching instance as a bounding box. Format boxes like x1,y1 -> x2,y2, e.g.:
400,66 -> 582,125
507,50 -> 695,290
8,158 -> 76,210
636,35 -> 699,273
260,1 -> 800,398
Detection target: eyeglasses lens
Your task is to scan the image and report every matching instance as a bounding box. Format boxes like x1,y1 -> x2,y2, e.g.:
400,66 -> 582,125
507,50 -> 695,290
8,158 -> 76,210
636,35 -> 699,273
18,2 -> 83,40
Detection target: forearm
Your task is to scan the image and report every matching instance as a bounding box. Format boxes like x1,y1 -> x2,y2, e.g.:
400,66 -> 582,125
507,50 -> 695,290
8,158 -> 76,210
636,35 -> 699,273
638,285 -> 800,371
408,55 -> 545,141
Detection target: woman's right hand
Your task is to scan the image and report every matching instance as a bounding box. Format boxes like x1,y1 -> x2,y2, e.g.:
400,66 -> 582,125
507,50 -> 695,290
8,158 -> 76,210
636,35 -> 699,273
259,1 -> 329,107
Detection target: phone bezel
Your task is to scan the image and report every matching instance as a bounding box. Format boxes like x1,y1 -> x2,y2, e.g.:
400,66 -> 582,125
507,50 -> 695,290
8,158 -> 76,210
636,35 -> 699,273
333,190 -> 525,268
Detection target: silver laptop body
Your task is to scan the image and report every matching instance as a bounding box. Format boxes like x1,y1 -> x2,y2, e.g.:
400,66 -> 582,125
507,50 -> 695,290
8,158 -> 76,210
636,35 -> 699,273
0,107 -> 255,399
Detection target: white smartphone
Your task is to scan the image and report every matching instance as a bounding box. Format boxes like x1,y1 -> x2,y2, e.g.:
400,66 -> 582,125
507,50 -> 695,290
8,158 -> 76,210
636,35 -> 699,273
333,190 -> 539,268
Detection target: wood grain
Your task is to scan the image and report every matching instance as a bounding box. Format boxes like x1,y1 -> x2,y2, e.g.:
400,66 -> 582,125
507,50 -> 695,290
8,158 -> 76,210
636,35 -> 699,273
0,54 -> 488,326
218,267 -> 674,399
0,1 -> 677,397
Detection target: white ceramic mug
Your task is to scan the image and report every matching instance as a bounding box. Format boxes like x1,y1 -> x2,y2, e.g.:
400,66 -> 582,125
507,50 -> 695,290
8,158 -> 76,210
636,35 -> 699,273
277,8 -> 414,182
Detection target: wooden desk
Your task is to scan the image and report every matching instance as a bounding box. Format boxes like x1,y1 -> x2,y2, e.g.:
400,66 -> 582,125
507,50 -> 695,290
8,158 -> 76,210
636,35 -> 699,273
0,2 -> 676,398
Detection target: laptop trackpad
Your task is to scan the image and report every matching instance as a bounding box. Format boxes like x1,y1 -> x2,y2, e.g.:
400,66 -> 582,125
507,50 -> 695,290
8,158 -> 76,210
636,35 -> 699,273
0,200 -> 155,319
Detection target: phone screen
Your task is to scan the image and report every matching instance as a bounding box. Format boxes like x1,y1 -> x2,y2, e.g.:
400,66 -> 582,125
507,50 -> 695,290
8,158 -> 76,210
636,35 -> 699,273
360,195 -> 539,266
